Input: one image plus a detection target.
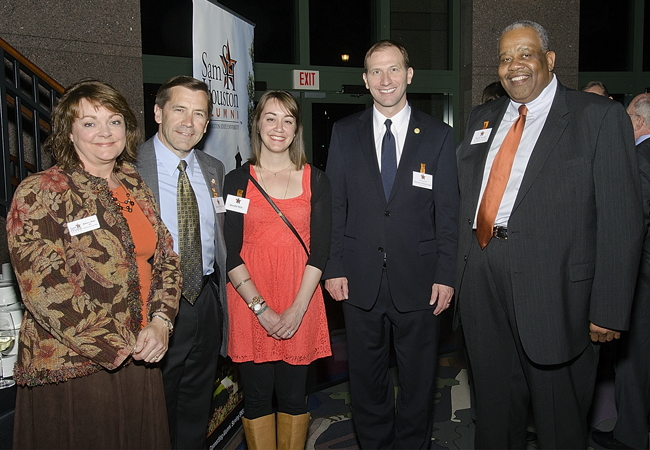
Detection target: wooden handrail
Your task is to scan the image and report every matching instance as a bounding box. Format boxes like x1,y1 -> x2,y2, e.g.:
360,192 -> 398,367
0,37 -> 65,94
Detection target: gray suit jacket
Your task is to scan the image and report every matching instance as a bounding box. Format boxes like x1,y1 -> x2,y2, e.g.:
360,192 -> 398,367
137,137 -> 228,356
455,82 -> 644,365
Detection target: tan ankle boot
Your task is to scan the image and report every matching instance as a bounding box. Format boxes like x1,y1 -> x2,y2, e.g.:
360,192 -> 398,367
276,412 -> 310,450
242,413 -> 276,450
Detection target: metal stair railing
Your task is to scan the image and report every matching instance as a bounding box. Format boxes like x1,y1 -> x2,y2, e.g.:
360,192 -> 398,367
1,37 -> 64,216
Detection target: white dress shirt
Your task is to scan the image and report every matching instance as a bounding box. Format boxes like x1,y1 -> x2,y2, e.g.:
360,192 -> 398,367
636,134 -> 650,146
474,74 -> 558,227
154,134 -> 215,275
372,103 -> 411,170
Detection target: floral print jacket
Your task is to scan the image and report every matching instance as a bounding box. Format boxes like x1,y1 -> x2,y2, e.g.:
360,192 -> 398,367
7,163 -> 182,386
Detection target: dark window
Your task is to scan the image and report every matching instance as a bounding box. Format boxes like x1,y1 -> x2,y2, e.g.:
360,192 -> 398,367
407,93 -> 450,123
218,0 -> 296,64
309,0 -> 375,68
141,0 -> 296,64
391,0 -> 450,70
579,0 -> 633,71
141,0 -> 193,57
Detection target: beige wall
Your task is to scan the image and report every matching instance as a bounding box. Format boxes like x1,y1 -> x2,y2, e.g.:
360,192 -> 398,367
1,0 -> 144,121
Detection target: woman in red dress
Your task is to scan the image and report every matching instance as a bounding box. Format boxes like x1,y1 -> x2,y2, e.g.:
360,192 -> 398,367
224,91 -> 332,450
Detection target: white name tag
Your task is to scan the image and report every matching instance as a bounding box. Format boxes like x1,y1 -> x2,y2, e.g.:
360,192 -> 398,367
470,128 -> 492,145
67,215 -> 100,236
225,195 -> 250,214
412,172 -> 433,190
211,196 -> 226,214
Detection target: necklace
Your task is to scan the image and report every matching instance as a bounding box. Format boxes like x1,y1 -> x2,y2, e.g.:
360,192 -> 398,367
259,162 -> 293,176
258,166 -> 291,199
111,185 -> 135,213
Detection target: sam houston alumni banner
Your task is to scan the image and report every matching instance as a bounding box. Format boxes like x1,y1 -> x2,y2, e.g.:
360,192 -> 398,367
193,0 -> 254,173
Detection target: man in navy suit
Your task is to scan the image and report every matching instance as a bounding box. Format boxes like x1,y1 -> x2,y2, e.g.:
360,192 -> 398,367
323,40 -> 459,449
455,21 -> 643,448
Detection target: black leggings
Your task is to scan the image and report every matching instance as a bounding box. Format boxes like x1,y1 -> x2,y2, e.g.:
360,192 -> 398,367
238,361 -> 309,419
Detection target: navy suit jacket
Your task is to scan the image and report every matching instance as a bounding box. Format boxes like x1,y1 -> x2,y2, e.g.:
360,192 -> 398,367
455,82 -> 644,365
323,106 -> 459,312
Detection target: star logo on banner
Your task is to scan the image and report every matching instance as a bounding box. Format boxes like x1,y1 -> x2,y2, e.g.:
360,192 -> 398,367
221,41 -> 237,90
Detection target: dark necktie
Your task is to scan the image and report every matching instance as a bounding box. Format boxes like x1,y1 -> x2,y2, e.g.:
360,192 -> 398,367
177,160 -> 203,304
381,119 -> 397,200
476,104 -> 528,249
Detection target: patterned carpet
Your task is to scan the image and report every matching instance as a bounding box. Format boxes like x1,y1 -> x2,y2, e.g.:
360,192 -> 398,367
304,357 -> 475,450
229,314 -> 632,450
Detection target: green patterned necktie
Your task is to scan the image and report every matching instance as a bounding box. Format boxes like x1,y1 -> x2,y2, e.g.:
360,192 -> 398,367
177,160 -> 203,304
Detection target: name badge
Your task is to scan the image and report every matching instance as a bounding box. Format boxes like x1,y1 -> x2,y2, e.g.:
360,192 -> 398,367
67,215 -> 100,236
211,197 -> 226,214
225,194 -> 250,214
412,171 -> 433,190
470,128 -> 492,145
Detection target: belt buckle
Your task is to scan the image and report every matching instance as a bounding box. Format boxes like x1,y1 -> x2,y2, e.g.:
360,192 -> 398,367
492,226 -> 508,240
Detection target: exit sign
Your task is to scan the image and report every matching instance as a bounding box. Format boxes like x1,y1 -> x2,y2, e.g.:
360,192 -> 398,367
293,70 -> 319,90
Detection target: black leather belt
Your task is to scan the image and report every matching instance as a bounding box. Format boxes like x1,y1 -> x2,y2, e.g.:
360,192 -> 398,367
492,226 -> 508,240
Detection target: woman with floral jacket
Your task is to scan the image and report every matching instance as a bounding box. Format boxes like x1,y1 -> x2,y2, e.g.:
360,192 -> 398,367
7,79 -> 181,449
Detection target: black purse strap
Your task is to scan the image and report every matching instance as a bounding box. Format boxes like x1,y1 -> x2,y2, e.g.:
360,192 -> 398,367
247,173 -> 310,257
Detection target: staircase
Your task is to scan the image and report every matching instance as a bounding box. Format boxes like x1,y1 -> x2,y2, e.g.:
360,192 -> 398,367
0,37 -> 64,216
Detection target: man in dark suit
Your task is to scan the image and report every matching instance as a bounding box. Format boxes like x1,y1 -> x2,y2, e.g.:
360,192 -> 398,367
323,40 -> 459,449
137,76 -> 228,449
592,93 -> 650,450
455,20 -> 644,449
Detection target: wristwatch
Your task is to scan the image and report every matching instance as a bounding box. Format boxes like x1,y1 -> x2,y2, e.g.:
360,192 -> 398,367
248,295 -> 267,315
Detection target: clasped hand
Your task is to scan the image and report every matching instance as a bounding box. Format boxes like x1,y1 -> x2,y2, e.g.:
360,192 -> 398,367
256,303 -> 306,340
132,317 -> 169,363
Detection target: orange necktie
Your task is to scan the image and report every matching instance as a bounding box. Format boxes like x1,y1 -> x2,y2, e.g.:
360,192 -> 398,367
476,104 -> 528,249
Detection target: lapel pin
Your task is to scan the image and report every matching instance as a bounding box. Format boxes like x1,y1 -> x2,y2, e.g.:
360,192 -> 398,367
414,128 -> 421,134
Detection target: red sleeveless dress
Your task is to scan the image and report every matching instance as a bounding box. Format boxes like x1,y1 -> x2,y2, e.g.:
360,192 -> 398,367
227,164 -> 331,365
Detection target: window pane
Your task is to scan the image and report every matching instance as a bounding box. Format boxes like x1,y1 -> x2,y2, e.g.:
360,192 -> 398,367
391,0 -> 450,70
141,0 -> 193,57
579,0 -> 633,71
407,93 -> 450,124
309,0 -> 375,67
219,0 -> 297,64
141,0 -> 296,64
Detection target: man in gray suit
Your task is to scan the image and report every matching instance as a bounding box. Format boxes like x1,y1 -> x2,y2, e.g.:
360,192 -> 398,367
455,21 -> 643,449
137,76 -> 228,449
592,93 -> 650,450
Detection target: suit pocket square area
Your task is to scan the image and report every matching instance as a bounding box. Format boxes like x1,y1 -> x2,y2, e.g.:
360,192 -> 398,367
569,262 -> 595,282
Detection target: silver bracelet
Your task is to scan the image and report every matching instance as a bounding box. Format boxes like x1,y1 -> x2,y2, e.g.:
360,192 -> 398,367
152,313 -> 174,336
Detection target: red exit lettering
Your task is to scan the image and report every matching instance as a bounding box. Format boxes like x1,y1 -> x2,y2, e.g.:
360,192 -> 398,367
300,72 -> 314,86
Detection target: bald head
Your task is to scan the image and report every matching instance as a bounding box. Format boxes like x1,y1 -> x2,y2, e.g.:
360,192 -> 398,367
627,93 -> 650,141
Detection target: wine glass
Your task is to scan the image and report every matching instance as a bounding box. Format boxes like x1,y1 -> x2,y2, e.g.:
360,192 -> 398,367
0,314 -> 16,388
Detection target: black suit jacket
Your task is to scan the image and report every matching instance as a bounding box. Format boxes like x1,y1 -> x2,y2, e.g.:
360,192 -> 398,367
455,82 -> 644,365
636,138 -> 650,286
323,106 -> 459,312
